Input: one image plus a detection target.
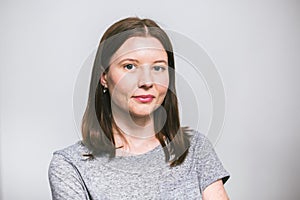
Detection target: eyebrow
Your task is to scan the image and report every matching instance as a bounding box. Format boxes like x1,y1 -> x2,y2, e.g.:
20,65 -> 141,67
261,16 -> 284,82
117,58 -> 168,65
117,58 -> 139,65
153,60 -> 168,65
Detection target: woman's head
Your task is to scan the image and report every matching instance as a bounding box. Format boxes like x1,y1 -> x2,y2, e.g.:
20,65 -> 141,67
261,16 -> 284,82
101,36 -> 169,119
82,17 -> 189,166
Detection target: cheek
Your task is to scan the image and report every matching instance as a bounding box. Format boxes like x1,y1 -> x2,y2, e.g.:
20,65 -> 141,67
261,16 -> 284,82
155,75 -> 169,94
156,83 -> 169,103
158,86 -> 168,99
108,73 -> 135,96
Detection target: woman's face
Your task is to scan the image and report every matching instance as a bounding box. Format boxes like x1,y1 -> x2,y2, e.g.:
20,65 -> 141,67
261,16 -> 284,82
101,36 -> 169,118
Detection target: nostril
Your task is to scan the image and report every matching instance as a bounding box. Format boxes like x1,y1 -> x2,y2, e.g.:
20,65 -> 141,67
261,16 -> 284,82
138,81 -> 153,88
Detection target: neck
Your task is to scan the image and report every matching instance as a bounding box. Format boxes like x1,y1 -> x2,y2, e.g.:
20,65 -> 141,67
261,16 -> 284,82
112,108 -> 161,155
111,105 -> 156,139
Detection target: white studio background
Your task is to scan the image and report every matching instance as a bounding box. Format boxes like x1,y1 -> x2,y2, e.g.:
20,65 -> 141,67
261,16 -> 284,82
1,0 -> 300,199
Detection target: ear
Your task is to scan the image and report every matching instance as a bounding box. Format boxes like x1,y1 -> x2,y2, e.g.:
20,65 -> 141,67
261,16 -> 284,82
100,72 -> 108,87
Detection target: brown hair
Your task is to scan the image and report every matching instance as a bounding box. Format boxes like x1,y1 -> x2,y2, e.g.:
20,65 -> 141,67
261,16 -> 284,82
81,17 -> 191,166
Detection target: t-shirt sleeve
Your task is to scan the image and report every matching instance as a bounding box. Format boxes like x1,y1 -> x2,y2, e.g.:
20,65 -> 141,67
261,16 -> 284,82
194,133 -> 230,193
48,152 -> 90,200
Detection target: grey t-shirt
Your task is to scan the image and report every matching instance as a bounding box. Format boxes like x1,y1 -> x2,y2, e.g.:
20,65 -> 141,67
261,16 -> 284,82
48,131 -> 229,199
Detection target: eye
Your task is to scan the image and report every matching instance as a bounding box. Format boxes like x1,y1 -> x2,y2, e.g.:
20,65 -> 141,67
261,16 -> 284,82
124,64 -> 136,71
153,66 -> 166,72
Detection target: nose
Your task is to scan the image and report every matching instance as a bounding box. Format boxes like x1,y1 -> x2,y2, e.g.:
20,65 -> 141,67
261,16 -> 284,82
137,66 -> 153,89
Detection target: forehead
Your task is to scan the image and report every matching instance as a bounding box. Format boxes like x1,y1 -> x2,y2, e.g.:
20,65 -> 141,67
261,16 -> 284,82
110,37 -> 167,63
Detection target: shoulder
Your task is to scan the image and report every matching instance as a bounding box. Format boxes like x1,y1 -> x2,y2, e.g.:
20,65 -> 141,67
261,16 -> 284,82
48,141 -> 92,199
48,141 -> 92,178
51,141 -> 91,164
186,129 -> 221,164
188,129 -> 212,152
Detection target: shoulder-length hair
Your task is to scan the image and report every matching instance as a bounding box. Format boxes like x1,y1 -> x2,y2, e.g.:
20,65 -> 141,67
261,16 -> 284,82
81,17 -> 191,166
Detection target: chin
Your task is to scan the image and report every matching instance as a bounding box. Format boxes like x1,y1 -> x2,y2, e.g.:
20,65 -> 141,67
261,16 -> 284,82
129,109 -> 154,118
130,111 -> 152,118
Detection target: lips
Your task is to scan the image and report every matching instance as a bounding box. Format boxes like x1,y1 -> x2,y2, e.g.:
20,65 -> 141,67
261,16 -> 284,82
132,95 -> 155,103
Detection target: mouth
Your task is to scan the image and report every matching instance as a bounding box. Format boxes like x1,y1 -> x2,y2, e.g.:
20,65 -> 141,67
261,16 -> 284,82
132,95 -> 155,103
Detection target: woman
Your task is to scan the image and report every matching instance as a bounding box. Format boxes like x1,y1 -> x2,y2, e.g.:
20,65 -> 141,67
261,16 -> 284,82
48,17 -> 230,199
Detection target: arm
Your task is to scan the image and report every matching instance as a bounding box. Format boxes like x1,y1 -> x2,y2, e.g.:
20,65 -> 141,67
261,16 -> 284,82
48,153 -> 90,200
202,179 -> 229,200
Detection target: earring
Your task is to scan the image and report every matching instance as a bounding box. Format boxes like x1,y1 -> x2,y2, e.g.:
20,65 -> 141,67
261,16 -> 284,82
103,87 -> 108,93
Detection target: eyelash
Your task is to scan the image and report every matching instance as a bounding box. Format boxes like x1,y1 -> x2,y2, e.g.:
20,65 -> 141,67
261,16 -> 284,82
124,64 -> 136,70
123,64 -> 166,72
153,66 -> 166,71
